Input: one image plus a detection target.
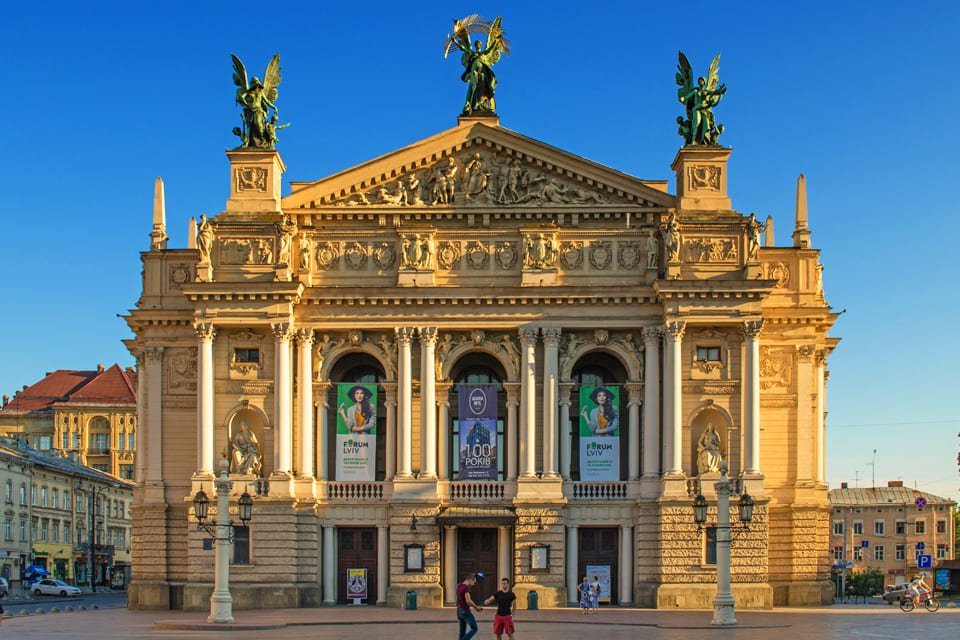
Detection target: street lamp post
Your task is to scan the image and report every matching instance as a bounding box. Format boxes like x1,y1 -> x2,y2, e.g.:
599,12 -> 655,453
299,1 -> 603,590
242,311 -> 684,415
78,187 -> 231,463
87,482 -> 118,592
192,459 -> 253,624
692,461 -> 754,626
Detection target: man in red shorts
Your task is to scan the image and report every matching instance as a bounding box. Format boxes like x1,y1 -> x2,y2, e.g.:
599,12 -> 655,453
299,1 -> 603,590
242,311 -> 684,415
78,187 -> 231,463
485,577 -> 517,640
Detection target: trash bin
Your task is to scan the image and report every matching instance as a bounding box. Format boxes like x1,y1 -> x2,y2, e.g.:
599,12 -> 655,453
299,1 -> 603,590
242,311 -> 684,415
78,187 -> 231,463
527,590 -> 539,610
406,590 -> 417,610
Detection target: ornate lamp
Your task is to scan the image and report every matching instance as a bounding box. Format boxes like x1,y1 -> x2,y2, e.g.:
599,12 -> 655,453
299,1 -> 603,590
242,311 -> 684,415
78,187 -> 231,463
238,490 -> 253,524
693,493 -> 708,526
193,488 -> 210,522
738,493 -> 754,524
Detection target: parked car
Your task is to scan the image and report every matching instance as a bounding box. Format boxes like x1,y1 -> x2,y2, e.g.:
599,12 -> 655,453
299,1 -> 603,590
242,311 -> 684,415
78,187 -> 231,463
32,579 -> 81,597
0,576 -> 8,597
882,583 -> 911,604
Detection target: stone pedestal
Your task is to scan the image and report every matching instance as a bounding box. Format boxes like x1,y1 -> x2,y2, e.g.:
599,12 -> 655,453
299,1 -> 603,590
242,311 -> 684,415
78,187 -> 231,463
225,149 -> 286,216
671,146 -> 732,211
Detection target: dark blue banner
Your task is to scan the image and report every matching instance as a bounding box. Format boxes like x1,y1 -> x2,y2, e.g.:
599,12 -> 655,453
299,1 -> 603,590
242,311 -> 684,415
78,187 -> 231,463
457,385 -> 498,480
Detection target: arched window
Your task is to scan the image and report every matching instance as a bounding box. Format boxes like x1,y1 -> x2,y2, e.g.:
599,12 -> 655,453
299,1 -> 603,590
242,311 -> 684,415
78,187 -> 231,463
569,352 -> 629,481
449,354 -> 506,480
327,354 -> 387,481
88,416 -> 110,453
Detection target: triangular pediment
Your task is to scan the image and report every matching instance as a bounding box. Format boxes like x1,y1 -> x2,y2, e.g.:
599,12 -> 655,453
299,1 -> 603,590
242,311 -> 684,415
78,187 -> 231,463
283,120 -> 675,210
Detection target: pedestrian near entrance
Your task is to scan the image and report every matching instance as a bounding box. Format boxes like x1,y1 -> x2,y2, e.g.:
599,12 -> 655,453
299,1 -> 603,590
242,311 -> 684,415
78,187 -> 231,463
456,573 -> 483,640
577,576 -> 591,614
484,577 -> 517,640
590,575 -> 600,614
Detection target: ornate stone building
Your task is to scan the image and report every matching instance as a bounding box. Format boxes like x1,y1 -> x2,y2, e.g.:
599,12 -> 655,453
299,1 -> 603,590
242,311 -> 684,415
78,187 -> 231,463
125,112 -> 838,610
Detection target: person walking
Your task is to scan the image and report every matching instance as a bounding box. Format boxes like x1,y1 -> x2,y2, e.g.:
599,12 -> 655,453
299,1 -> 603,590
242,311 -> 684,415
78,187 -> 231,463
577,576 -> 591,614
590,575 -> 601,614
485,577 -> 517,640
456,573 -> 483,640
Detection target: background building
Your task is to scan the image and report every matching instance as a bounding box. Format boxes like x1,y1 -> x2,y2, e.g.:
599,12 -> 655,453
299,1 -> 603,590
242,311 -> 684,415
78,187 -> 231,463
0,365 -> 138,479
829,481 -> 956,588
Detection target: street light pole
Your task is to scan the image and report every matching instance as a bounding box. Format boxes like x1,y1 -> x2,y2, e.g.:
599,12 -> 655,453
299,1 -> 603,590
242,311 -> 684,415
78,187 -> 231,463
712,464 -> 736,625
208,463 -> 234,624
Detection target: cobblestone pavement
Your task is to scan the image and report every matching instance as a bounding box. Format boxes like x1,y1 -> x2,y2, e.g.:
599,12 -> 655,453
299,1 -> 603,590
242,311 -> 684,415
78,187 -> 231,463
1,605 -> 957,639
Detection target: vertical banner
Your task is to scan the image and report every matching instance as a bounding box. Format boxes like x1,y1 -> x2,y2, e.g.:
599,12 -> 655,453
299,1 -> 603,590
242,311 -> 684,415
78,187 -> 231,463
336,383 -> 377,481
347,567 -> 368,600
457,384 -> 498,480
579,385 -> 620,481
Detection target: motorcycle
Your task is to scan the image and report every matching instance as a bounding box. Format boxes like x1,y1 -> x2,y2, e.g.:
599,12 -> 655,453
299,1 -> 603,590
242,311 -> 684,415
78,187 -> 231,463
899,590 -> 940,612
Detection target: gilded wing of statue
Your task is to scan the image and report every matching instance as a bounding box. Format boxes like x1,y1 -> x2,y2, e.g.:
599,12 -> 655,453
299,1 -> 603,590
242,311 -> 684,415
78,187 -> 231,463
444,14 -> 483,58
705,53 -> 721,92
262,53 -> 282,105
481,16 -> 510,65
231,53 -> 249,104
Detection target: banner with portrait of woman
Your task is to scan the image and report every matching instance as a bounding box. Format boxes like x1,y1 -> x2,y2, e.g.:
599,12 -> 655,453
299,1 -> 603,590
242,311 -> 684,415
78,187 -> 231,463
457,384 -> 498,480
579,385 -> 620,481
336,383 -> 377,481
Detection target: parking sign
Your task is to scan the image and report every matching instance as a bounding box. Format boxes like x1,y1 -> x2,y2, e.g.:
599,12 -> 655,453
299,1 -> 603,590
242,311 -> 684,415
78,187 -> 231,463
918,554 -> 932,569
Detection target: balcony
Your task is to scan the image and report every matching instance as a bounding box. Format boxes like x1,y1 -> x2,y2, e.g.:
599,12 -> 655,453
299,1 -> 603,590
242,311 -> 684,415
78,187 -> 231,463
569,481 -> 628,500
326,482 -> 385,501
447,481 -> 508,502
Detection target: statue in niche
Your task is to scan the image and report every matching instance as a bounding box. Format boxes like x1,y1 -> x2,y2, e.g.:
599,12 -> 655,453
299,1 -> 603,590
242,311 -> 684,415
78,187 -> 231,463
676,52 -> 726,146
230,53 -> 287,149
662,212 -> 681,262
745,213 -> 765,261
298,235 -> 311,271
277,214 -> 296,265
444,15 -> 510,115
524,233 -> 558,269
696,423 -> 722,474
196,214 -> 214,263
646,231 -> 659,269
230,420 -> 262,476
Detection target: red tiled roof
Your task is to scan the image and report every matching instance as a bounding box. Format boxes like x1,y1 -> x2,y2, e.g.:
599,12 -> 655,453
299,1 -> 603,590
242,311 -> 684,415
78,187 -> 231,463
2,365 -> 136,413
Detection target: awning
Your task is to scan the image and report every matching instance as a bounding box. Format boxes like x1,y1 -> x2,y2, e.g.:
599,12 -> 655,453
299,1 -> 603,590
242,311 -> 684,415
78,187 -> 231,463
436,506 -> 518,526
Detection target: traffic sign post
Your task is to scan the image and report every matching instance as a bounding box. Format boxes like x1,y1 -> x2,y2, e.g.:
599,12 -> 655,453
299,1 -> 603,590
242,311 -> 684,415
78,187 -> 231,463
916,541 -> 925,550
915,496 -> 927,510
918,554 -> 932,569
860,540 -> 869,548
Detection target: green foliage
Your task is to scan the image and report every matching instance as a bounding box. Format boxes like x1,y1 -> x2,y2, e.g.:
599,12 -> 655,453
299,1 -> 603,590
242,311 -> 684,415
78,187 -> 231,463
847,569 -> 886,597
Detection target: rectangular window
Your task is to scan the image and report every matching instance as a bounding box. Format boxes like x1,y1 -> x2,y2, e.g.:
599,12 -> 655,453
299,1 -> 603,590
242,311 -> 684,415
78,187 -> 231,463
64,523 -> 70,546
52,521 -> 59,543
41,487 -> 47,507
52,489 -> 59,510
128,433 -> 135,450
71,433 -> 79,449
93,464 -> 109,472
19,520 -> 26,542
895,520 -> 905,535
77,493 -> 85,512
63,490 -> 69,510
937,520 -> 947,534
120,465 -> 134,480
874,520 -> 884,535
896,544 -> 905,560
704,526 -> 718,565
937,544 -> 947,559
4,482 -> 10,504
852,521 -> 863,535
40,519 -> 48,542
233,526 -> 250,564
117,435 -> 125,451
695,346 -> 722,362
19,485 -> 25,506
853,547 -> 863,561
38,435 -> 51,450
62,432 -> 70,449
833,546 -> 844,561
3,519 -> 11,541
833,521 -> 844,536
233,348 -> 260,363
30,485 -> 36,506
915,520 -> 925,534
90,434 -> 109,452
874,545 -> 884,561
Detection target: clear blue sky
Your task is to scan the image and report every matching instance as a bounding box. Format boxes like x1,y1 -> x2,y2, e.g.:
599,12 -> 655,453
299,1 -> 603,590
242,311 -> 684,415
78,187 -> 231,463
2,1 -> 957,500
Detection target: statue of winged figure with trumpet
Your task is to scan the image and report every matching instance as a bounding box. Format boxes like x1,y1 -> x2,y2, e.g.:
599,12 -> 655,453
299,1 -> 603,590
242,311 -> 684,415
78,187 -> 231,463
231,53 -> 288,149
676,52 -> 727,146
444,15 -> 510,115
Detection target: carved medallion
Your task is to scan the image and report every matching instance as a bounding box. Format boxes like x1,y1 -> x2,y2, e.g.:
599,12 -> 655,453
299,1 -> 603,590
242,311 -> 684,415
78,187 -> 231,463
559,241 -> 583,270
169,264 -> 191,289
688,165 -> 721,191
589,241 -> 612,270
437,241 -> 462,270
343,242 -> 368,270
594,329 -> 609,345
760,346 -> 793,389
765,261 -> 790,288
236,167 -> 267,192
495,242 -> 518,269
316,242 -> 340,270
617,241 -> 642,269
349,330 -> 363,346
465,241 -> 489,270
372,243 -> 397,270
167,348 -> 198,395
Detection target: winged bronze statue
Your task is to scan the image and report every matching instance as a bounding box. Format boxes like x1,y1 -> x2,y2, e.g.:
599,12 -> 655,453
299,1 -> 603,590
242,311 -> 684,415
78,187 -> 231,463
676,52 -> 726,146
444,15 -> 510,115
231,53 -> 288,149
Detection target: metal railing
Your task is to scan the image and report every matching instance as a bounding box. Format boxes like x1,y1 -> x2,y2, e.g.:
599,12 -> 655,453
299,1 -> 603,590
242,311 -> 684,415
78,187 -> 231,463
448,481 -> 506,501
326,482 -> 384,500
570,482 -> 628,500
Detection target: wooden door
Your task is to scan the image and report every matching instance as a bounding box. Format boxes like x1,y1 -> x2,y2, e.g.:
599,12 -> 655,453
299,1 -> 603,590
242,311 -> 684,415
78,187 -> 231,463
457,528 -> 498,603
579,527 -> 619,604
337,527 -> 378,604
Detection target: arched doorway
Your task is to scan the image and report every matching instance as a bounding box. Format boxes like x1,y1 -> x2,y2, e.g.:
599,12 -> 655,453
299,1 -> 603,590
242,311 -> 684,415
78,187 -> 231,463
448,353 -> 507,480
569,352 -> 629,481
326,353 -> 387,481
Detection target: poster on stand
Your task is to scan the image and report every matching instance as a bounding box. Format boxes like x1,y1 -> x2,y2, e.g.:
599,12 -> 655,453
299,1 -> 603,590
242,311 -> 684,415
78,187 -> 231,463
347,567 -> 368,600
336,383 -> 377,481
457,384 -> 498,480
585,564 -> 612,603
578,385 -> 620,481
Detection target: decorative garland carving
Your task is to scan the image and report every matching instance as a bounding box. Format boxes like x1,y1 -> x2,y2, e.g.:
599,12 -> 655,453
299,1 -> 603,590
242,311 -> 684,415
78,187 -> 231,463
559,241 -> 583,270
589,241 -> 612,270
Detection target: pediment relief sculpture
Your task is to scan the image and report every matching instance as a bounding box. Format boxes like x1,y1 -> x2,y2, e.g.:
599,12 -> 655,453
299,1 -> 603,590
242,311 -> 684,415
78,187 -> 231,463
523,233 -> 559,270
400,233 -> 435,270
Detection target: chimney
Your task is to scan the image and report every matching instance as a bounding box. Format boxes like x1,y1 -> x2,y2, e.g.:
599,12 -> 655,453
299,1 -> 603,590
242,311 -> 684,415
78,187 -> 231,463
841,482 -> 848,489
97,364 -> 104,373
887,480 -> 903,488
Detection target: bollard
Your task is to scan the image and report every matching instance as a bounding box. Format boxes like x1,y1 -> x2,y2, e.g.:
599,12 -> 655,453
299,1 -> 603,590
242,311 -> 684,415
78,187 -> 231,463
406,590 -> 417,610
527,590 -> 539,610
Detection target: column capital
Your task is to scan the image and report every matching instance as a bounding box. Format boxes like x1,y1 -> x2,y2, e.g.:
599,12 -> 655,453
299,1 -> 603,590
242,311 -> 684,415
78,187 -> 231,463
518,326 -> 539,343
504,382 -> 520,404
419,326 -> 439,346
296,328 -> 315,346
194,322 -> 216,341
663,320 -> 686,340
643,325 -> 663,343
741,319 -> 764,339
272,322 -> 294,342
625,381 -> 644,403
395,326 -> 415,344
797,344 -> 815,362
541,327 -> 562,346
558,382 -> 574,404
144,345 -> 165,362
815,349 -> 827,366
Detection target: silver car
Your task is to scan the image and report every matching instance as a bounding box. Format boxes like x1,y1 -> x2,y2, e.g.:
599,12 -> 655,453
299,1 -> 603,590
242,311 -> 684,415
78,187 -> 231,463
32,579 -> 81,597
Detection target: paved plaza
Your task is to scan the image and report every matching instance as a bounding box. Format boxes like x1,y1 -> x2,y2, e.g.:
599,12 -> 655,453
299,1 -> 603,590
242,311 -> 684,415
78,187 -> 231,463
1,605 -> 957,640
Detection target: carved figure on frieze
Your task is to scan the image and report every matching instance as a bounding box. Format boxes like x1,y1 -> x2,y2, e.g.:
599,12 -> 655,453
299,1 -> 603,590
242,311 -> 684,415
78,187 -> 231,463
676,52 -> 726,146
313,334 -> 342,378
745,213 -> 765,262
559,332 -> 585,374
645,232 -> 659,269
401,234 -> 433,270
401,174 -> 424,206
436,333 -> 467,379
523,233 -> 558,269
230,53 -> 286,150
662,212 -> 681,263
257,239 -> 274,265
168,348 -> 198,394
497,334 -> 520,377
444,15 -> 510,115
496,157 -> 526,204
230,420 -> 263,476
431,157 -> 459,205
277,214 -> 297,266
298,234 -> 311,272
374,185 -> 405,206
196,214 -> 214,263
696,423 -> 722,474
463,152 -> 491,201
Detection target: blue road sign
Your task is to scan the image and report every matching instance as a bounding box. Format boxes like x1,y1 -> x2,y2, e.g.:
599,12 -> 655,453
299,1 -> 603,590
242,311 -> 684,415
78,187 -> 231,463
918,554 -> 932,569
861,540 -> 869,548
915,496 -> 927,510
916,541 -> 925,550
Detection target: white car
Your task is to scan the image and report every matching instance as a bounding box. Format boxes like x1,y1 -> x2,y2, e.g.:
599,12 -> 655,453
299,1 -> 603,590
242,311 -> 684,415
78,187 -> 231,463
33,579 -> 81,597
0,576 -> 8,597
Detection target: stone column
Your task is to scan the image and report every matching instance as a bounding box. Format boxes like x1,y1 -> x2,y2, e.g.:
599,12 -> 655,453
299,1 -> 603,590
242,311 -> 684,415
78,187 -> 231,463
796,344 -> 815,481
815,355 -> 826,483
195,323 -> 216,477
322,525 -> 335,604
396,327 -> 415,477
498,526 -> 512,582
626,383 -> 642,481
541,328 -> 561,477
296,329 -> 315,479
437,383 -> 451,481
444,525 -> 457,604
135,353 -> 147,484
519,328 -> 538,477
742,320 -> 763,475
420,327 -> 438,478
619,524 -> 634,604
504,383 -> 520,481
565,525 -> 578,605
642,327 -> 661,478
377,525 -> 389,605
558,383 -> 574,480
273,323 -> 294,476
144,347 -> 165,483
384,383 -> 397,481
662,321 -> 685,476
316,382 -> 331,480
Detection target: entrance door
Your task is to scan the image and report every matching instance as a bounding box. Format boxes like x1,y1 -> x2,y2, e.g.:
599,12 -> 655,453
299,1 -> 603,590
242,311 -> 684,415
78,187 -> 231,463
579,527 -> 619,605
457,528 -> 498,603
337,527 -> 378,604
